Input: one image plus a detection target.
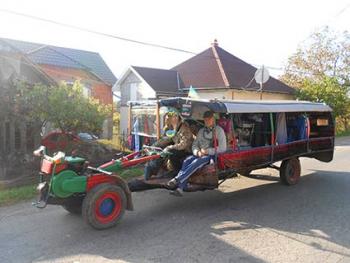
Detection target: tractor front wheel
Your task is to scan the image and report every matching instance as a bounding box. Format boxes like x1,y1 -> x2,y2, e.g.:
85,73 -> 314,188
82,183 -> 126,230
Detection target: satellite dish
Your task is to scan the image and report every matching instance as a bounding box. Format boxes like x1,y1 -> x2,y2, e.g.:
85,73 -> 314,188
254,66 -> 270,85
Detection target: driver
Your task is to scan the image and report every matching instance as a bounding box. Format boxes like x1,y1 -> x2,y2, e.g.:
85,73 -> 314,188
144,110 -> 194,180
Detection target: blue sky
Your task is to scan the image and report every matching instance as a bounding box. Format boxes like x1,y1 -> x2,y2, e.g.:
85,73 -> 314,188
0,0 -> 349,78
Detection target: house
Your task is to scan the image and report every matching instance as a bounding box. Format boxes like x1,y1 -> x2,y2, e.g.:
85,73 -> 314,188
0,37 -> 116,104
114,66 -> 184,136
0,43 -> 53,157
172,40 -> 294,100
0,37 -> 117,138
115,40 -> 295,139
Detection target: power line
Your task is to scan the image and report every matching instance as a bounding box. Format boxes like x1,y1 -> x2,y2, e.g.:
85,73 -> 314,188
0,8 -> 337,79
333,2 -> 350,19
0,8 -> 197,55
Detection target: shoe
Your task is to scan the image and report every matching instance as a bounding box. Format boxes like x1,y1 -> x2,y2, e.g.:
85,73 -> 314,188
170,188 -> 183,197
166,178 -> 177,190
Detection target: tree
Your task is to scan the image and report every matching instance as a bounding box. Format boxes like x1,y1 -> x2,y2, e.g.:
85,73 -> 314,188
19,81 -> 111,134
281,26 -> 350,131
297,76 -> 350,130
281,26 -> 350,88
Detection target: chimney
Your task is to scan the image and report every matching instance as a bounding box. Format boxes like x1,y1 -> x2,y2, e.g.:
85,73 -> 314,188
211,39 -> 219,47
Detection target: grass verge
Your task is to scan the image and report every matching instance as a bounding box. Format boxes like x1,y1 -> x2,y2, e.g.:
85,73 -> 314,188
0,184 -> 37,207
336,130 -> 350,137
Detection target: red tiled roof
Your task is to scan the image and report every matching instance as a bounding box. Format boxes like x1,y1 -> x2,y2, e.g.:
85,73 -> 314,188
173,44 -> 295,94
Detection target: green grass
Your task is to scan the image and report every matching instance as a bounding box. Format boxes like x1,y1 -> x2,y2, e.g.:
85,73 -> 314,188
336,130 -> 350,137
0,184 -> 37,207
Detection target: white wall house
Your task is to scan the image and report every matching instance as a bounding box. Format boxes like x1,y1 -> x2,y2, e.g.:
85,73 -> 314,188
113,66 -> 182,137
114,41 -> 295,141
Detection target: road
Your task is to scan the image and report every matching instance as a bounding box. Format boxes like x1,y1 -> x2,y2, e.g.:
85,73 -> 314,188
1,138 -> 350,263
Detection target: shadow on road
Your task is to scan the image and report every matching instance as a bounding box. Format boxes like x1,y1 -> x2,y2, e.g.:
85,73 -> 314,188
2,170 -> 350,262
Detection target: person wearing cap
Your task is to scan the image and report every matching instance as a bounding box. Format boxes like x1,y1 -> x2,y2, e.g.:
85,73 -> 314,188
144,110 -> 194,180
167,111 -> 226,195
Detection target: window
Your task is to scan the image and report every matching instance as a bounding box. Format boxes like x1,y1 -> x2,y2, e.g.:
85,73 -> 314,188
233,113 -> 272,148
130,83 -> 138,101
82,85 -> 91,97
65,81 -> 91,98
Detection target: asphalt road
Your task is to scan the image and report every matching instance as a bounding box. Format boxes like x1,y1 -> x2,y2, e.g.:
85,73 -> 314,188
1,138 -> 350,263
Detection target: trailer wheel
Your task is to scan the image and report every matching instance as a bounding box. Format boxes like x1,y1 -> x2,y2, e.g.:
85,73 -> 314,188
82,183 -> 126,230
280,158 -> 301,185
62,196 -> 84,214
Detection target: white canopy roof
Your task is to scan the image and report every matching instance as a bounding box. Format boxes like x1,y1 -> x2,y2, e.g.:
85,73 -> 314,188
132,98 -> 333,114
223,100 -> 332,113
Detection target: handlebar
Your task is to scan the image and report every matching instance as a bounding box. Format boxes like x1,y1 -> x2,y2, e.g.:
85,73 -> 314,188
142,145 -> 163,152
142,145 -> 173,158
33,146 -> 65,163
33,145 -> 47,157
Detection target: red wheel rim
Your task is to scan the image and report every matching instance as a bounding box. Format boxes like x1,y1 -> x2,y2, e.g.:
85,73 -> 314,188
95,192 -> 122,224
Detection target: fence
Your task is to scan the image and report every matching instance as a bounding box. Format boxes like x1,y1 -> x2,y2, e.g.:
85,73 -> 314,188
0,120 -> 41,156
0,119 -> 42,185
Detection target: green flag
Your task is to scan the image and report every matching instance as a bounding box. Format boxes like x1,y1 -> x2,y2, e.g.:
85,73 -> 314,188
188,85 -> 199,99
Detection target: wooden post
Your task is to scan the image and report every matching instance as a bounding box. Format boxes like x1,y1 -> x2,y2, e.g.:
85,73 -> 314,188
127,104 -> 132,137
270,113 -> 275,162
33,123 -> 41,149
9,121 -> 15,154
0,121 -> 5,154
20,122 -> 27,153
156,101 -> 161,140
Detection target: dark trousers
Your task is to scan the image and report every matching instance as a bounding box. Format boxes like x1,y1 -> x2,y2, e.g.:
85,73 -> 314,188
175,155 -> 212,190
144,149 -> 188,180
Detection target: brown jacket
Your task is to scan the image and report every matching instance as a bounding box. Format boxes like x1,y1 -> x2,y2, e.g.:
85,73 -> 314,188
160,122 -> 193,153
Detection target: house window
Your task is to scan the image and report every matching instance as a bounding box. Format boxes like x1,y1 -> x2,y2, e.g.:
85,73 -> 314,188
130,83 -> 138,101
82,85 -> 92,98
66,81 -> 91,98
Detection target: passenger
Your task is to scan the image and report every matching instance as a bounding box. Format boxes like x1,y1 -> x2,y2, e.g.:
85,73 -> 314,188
218,113 -> 235,148
167,111 -> 227,195
144,110 -> 193,180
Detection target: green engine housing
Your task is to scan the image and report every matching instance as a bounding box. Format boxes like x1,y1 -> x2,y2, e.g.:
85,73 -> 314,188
51,156 -> 87,198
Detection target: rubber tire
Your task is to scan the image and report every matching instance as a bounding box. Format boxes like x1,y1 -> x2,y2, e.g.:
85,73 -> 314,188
280,158 -> 301,185
82,183 -> 126,230
62,196 -> 84,214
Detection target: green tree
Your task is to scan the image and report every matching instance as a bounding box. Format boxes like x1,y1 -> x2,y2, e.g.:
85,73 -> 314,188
281,27 -> 350,88
297,76 -> 350,130
281,26 -> 350,131
20,81 -> 111,134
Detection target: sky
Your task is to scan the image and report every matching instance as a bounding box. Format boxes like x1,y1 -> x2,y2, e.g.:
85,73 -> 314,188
0,0 -> 349,79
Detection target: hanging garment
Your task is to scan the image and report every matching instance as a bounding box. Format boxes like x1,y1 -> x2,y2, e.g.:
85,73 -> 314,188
133,118 -> 140,151
276,113 -> 287,144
